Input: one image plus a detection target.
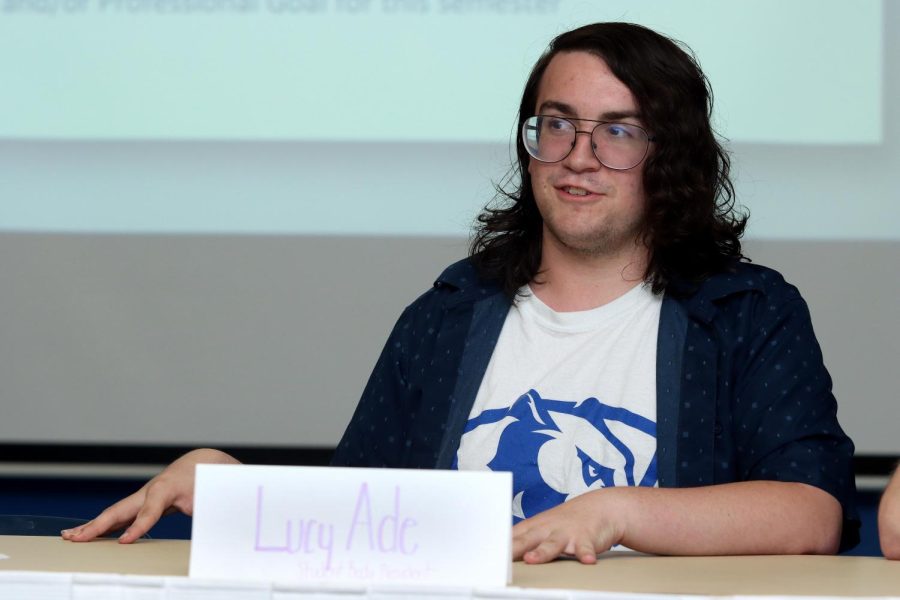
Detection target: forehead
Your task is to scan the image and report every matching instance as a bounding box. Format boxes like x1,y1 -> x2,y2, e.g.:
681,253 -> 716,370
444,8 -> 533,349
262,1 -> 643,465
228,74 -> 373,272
534,51 -> 639,118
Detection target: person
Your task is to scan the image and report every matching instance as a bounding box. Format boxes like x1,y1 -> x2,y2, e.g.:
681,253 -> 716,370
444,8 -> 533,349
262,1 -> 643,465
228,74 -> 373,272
63,22 -> 858,561
880,466 -> 900,559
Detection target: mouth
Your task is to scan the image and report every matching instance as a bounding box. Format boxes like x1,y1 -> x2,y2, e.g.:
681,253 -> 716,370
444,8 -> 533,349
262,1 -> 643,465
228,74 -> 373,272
564,186 -> 589,196
557,185 -> 601,199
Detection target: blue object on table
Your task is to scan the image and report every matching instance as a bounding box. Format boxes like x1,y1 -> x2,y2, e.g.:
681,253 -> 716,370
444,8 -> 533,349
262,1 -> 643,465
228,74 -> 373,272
0,514 -> 149,539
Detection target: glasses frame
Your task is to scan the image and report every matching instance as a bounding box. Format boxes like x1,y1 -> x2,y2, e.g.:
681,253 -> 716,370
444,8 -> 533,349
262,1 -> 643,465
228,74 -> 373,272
522,115 -> 655,171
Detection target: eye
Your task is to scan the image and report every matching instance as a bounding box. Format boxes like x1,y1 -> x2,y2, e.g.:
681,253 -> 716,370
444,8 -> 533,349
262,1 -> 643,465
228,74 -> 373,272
605,123 -> 635,139
544,117 -> 572,134
577,447 -> 613,487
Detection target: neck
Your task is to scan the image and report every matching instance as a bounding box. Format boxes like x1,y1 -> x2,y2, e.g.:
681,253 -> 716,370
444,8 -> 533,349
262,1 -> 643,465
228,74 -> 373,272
531,233 -> 650,312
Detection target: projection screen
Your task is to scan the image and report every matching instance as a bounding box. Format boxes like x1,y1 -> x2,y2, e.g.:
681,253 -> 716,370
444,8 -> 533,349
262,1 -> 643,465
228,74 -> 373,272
0,0 -> 896,457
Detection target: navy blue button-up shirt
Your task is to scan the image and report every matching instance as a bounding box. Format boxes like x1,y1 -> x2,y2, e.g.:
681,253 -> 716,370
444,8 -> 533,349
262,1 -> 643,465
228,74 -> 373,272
332,258 -> 859,550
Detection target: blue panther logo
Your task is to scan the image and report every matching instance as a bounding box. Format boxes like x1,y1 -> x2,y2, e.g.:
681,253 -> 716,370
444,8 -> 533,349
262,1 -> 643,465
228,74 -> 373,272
457,389 -> 657,522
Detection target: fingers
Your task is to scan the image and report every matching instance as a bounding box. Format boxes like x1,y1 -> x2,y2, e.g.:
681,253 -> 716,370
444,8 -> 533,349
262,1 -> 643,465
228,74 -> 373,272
61,449 -> 238,544
513,497 -> 615,564
62,492 -> 146,543
115,514 -> 156,544
573,539 -> 599,564
514,527 -> 602,564
61,480 -> 175,544
512,524 -> 541,561
513,522 -> 564,564
116,483 -> 172,543
522,536 -> 567,564
61,517 -> 125,543
515,528 -> 595,564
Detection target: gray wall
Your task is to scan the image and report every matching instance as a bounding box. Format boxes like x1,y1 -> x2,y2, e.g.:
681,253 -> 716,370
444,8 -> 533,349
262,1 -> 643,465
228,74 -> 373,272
0,234 -> 897,454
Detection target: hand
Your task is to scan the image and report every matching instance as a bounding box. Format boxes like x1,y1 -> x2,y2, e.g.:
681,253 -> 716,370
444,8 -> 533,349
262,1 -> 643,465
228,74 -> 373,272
879,468 -> 900,559
61,448 -> 239,543
512,488 -> 626,564
512,482 -> 842,560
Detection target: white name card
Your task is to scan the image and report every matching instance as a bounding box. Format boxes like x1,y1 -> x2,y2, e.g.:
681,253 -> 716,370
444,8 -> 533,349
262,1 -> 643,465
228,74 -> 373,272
189,465 -> 512,588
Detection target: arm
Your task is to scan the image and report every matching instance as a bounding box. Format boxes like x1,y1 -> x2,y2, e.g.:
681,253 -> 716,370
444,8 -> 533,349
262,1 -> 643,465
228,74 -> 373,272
331,305 -> 415,468
879,466 -> 900,559
515,278 -> 850,563
513,480 -> 841,563
61,448 -> 239,543
331,292 -> 446,469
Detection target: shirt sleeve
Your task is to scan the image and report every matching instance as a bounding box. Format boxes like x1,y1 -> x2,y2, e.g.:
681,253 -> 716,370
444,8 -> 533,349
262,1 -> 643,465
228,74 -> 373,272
731,293 -> 859,550
330,302 -> 417,468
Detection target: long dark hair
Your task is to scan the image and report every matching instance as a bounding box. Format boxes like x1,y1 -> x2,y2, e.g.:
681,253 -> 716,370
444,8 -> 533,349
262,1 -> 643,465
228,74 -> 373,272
470,22 -> 747,297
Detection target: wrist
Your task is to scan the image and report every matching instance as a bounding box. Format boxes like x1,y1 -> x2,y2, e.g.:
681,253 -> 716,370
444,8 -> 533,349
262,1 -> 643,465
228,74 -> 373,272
583,486 -> 632,548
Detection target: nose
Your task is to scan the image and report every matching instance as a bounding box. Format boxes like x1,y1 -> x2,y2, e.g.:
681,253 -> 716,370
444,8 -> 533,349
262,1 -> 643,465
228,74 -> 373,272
563,130 -> 602,172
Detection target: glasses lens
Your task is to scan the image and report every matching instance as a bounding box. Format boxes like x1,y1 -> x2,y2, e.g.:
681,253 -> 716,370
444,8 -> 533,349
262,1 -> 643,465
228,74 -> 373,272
522,116 -> 574,163
591,122 -> 649,170
523,117 -> 651,169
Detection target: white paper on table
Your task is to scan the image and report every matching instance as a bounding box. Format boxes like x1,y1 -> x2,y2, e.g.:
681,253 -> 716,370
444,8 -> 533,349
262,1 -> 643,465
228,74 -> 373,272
166,576 -> 271,600
0,571 -> 72,600
189,465 -> 512,588
72,573 -> 166,600
569,592 -> 709,600
271,580 -> 367,600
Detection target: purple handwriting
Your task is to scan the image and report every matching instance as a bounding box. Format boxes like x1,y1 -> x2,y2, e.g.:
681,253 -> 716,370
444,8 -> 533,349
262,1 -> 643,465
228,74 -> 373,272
254,485 -> 336,569
253,481 -> 419,570
346,482 -> 418,555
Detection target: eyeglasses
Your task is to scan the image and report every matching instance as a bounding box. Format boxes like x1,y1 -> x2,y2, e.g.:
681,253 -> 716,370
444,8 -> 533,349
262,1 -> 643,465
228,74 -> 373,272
522,115 -> 654,171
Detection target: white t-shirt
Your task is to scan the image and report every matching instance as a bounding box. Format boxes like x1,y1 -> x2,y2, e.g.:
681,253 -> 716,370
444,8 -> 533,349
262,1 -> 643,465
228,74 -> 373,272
455,282 -> 662,521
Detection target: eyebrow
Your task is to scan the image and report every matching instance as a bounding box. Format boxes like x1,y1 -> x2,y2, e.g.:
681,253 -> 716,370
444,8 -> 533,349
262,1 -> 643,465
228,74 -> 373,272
537,100 -> 642,122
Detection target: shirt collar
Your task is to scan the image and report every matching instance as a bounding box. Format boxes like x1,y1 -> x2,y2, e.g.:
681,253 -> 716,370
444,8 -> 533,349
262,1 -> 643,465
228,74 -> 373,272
435,258 -> 764,319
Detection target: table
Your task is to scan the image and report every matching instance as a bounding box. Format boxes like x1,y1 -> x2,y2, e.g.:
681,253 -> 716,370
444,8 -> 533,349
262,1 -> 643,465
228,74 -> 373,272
2,535 -> 900,597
